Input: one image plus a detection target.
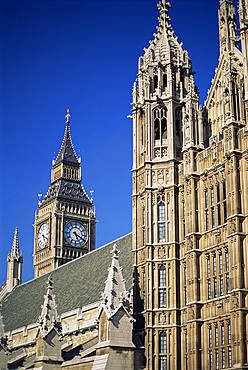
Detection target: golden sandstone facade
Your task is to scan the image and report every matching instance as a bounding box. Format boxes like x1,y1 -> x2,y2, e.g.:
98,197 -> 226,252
132,0 -> 248,369
1,0 -> 248,369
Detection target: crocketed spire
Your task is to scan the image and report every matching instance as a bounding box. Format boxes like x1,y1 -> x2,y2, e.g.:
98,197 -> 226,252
100,244 -> 131,318
38,276 -> 61,338
11,227 -> 20,258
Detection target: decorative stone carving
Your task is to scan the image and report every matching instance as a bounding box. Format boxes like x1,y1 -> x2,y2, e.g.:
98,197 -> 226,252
232,292 -> 239,309
159,311 -> 167,324
229,218 -> 236,234
158,246 -> 166,259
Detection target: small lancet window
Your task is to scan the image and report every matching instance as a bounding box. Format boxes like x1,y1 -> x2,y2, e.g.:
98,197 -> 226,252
161,118 -> 167,140
163,73 -> 167,88
154,75 -> 158,90
155,119 -> 160,140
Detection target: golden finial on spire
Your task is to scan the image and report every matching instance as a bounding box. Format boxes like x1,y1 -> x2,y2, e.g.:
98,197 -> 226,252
65,108 -> 71,124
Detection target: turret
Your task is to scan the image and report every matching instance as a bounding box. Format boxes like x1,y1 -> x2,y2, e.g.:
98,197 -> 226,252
238,0 -> 248,118
218,0 -> 239,54
132,0 -> 202,170
6,227 -> 23,292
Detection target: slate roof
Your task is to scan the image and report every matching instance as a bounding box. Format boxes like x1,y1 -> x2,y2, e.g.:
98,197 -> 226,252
1,233 -> 132,333
40,179 -> 91,207
54,122 -> 79,167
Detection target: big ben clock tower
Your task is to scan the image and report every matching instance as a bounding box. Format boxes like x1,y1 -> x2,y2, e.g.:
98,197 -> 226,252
33,110 -> 96,278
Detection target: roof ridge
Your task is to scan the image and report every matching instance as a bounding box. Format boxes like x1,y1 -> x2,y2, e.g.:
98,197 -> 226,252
12,232 -> 132,288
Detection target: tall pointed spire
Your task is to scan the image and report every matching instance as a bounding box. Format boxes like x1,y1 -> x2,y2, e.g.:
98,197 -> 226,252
38,276 -> 61,338
6,227 -> 22,292
11,227 -> 20,258
218,0 -> 239,54
53,109 -> 79,167
157,0 -> 171,31
51,109 -> 81,184
100,244 -> 131,317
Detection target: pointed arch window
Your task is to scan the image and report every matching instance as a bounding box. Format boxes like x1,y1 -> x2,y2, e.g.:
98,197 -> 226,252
154,108 -> 167,144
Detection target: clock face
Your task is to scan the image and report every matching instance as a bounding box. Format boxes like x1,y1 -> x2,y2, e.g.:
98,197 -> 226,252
64,221 -> 87,247
37,223 -> 49,249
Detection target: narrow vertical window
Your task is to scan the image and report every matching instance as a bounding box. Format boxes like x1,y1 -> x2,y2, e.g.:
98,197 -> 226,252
221,322 -> 225,345
142,207 -> 145,246
209,325 -> 212,347
226,274 -> 230,293
213,254 -> 217,275
215,324 -> 219,346
143,269 -> 146,310
207,257 -> 210,277
205,188 -> 209,208
155,118 -> 160,140
228,347 -> 232,368
158,197 -> 166,242
223,180 -> 226,200
163,73 -> 167,88
159,266 -> 166,286
222,348 -> 226,369
225,250 -> 229,271
228,322 -> 231,344
206,209 -> 209,231
209,350 -> 213,370
159,333 -> 167,370
195,183 -> 199,232
182,201 -> 186,239
220,276 -> 224,295
217,204 -> 221,225
223,177 -> 227,224
223,201 -> 227,223
161,117 -> 167,140
184,265 -> 187,305
159,332 -> 167,370
219,252 -> 223,273
217,183 -> 221,225
185,331 -> 188,370
217,183 -> 220,203
216,350 -> 219,370
205,187 -> 209,231
159,289 -> 167,308
154,75 -> 158,89
208,280 -> 211,299
214,278 -> 217,298
160,332 -> 167,353
211,186 -> 215,228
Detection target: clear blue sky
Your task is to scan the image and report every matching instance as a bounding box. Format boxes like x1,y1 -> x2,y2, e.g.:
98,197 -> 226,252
0,0 -> 240,284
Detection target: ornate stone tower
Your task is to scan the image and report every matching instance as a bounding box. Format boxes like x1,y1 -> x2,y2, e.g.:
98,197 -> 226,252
33,110 -> 96,278
131,1 -> 202,368
132,0 -> 248,369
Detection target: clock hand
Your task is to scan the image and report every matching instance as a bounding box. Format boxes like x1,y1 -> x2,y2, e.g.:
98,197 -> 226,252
73,231 -> 82,240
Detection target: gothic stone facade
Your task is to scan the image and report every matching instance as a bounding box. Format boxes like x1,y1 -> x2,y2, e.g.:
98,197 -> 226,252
132,0 -> 248,369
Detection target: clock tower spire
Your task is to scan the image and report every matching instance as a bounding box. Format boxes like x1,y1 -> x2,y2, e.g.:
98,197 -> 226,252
33,110 -> 96,278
